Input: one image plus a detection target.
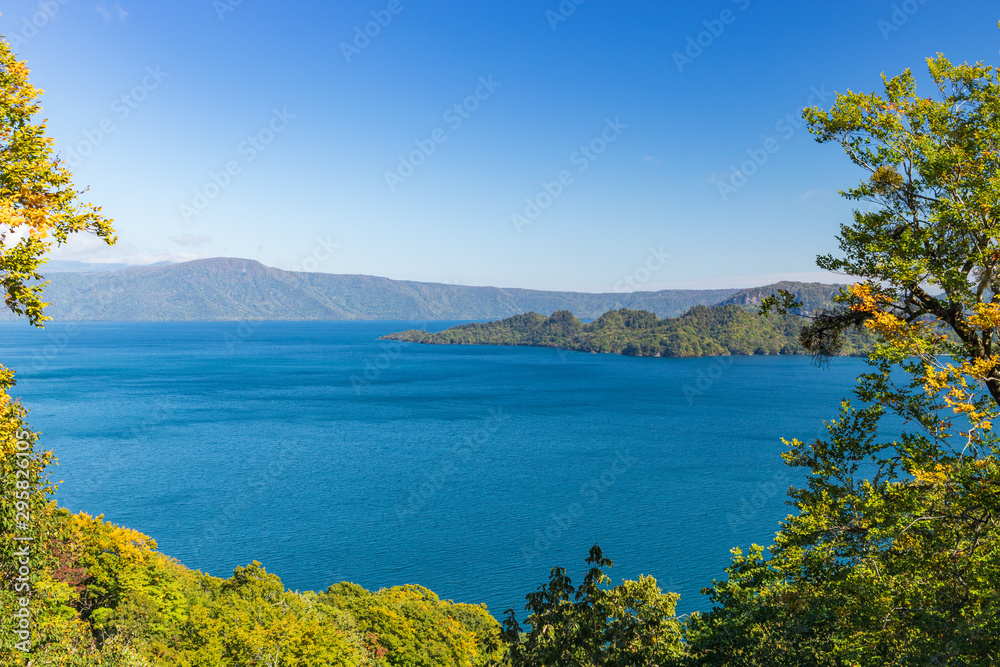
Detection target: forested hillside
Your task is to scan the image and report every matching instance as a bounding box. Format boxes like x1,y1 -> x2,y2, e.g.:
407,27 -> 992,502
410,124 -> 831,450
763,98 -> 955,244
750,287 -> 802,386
384,304 -> 872,357
0,504 -> 500,665
0,257 -> 850,322
0,258 -> 741,322
716,281 -> 850,313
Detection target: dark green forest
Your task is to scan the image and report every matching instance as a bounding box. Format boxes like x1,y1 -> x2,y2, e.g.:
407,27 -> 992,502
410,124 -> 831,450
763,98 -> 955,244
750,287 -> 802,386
384,304 -> 873,358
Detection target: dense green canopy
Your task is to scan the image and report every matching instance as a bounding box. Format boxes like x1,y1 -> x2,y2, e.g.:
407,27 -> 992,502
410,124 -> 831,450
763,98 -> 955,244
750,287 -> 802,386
386,304 -> 872,358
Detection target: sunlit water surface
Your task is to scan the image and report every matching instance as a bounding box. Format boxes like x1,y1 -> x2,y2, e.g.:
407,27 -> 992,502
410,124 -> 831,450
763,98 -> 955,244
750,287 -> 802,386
0,321 -> 865,617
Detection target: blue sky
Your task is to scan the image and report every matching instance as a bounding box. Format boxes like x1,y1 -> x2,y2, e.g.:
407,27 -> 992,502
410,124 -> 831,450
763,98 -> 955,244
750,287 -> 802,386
2,0 -> 998,291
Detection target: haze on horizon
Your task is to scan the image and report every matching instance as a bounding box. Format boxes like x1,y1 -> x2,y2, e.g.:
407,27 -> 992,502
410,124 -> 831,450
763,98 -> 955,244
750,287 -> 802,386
2,0 -> 996,291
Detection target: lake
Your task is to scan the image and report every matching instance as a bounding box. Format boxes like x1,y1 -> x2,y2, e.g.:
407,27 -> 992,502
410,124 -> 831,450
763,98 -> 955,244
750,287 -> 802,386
0,320 -> 865,618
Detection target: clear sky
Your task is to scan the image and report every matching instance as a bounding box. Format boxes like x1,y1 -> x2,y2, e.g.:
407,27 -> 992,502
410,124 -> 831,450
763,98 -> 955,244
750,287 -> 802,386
2,0 -> 998,291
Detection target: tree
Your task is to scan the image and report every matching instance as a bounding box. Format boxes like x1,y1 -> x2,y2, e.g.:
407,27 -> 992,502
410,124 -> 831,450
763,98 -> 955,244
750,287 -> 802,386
797,49 -> 1000,377
0,34 -> 115,327
0,32 -> 116,664
320,582 -> 502,667
688,38 -> 1000,666
495,545 -> 685,667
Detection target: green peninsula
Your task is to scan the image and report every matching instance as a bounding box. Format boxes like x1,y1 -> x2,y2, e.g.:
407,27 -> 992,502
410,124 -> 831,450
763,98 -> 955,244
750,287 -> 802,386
383,304 -> 872,357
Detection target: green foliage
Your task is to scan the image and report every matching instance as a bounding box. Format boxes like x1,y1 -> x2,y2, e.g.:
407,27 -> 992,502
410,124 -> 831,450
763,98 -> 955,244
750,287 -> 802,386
720,281 -> 845,314
0,505 -> 500,665
687,397 -> 1000,665
687,42 -> 1000,666
0,34 -> 115,327
758,289 -> 803,316
386,304 -> 871,358
320,583 -> 502,666
496,546 -> 685,667
0,381 -> 64,664
798,52 -> 1000,371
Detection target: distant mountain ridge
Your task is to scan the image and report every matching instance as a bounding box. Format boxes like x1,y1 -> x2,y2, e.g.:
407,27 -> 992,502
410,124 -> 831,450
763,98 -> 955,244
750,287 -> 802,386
716,281 -> 848,313
0,257 -> 850,322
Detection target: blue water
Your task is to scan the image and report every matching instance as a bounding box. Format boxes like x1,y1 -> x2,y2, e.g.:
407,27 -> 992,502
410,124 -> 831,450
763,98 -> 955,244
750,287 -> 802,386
0,321 -> 865,617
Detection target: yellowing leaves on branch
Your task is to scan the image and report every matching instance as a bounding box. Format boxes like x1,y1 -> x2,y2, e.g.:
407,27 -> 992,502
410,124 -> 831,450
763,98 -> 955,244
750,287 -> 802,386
850,282 -> 999,441
687,38 -> 1000,666
0,30 -> 115,327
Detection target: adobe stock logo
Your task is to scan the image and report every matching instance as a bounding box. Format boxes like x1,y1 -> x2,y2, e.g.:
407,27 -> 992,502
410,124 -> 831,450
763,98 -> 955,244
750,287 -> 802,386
340,0 -> 417,63
511,117 -> 627,233
672,0 -> 751,73
545,0 -> 586,30
714,85 -> 834,202
682,357 -> 734,404
6,0 -> 72,48
614,246 -> 671,292
520,450 -> 638,567
62,66 -> 169,168
385,76 -> 502,192
179,108 -> 295,222
214,0 -> 243,20
877,0 -> 929,40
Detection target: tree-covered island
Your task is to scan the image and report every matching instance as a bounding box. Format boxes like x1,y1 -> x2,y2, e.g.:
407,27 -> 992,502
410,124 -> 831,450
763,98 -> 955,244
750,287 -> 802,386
384,302 -> 873,358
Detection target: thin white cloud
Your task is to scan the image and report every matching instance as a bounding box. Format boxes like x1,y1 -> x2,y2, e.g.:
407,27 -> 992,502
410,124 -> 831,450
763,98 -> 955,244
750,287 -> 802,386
799,189 -> 833,203
48,234 -> 201,266
96,3 -> 127,21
